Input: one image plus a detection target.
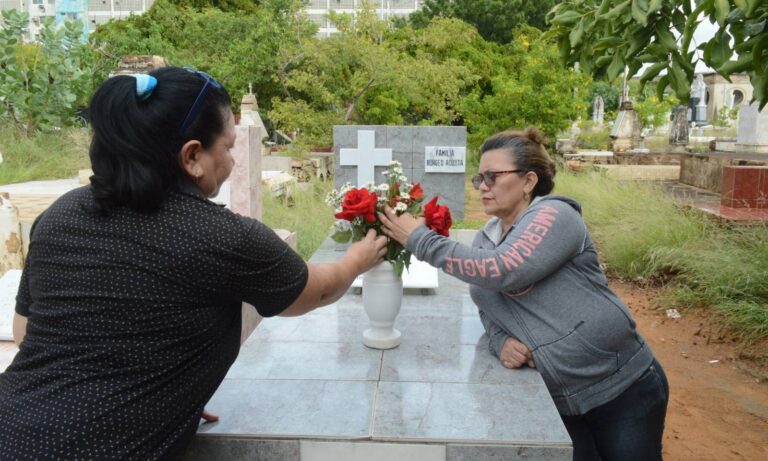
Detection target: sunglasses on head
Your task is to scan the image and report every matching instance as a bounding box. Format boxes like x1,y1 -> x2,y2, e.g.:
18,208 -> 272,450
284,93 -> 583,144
178,67 -> 223,136
471,170 -> 524,190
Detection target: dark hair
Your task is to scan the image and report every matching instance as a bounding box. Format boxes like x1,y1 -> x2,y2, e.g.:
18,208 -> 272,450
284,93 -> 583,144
480,126 -> 556,199
88,66 -> 232,213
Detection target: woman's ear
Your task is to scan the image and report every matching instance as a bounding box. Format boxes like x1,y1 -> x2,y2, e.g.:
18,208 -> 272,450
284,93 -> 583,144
178,140 -> 204,179
524,171 -> 539,195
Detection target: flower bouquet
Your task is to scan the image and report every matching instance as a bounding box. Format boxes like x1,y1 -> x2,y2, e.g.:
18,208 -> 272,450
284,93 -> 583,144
326,160 -> 452,277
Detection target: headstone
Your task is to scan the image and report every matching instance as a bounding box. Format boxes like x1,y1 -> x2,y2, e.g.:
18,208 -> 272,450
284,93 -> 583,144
0,269 -> 22,340
669,105 -> 689,148
609,101 -> 642,153
239,87 -> 268,143
226,124 -> 265,344
334,126 -> 466,220
690,74 -> 708,126
592,96 -> 604,125
735,102 -> 768,154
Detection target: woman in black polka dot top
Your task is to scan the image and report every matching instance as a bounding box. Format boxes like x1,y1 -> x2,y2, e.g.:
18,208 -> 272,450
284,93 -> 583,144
0,67 -> 386,460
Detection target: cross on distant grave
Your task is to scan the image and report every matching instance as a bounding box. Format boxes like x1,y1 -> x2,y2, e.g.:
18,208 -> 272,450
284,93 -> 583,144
339,130 -> 392,186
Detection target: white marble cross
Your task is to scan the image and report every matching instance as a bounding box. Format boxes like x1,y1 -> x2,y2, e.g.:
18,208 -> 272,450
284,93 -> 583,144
340,130 -> 392,186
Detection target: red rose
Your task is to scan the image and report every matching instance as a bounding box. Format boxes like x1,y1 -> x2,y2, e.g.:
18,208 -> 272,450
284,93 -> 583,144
335,188 -> 378,223
424,196 -> 452,237
409,183 -> 424,201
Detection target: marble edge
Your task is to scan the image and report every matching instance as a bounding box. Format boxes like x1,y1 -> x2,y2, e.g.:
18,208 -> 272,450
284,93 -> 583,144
193,432 -> 571,448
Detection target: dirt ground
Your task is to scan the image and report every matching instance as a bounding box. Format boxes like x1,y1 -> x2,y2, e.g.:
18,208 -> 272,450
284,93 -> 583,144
462,188 -> 768,460
613,281 -> 768,461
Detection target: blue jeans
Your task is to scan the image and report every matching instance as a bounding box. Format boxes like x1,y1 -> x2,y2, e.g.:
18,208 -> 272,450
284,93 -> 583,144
561,358 -> 669,461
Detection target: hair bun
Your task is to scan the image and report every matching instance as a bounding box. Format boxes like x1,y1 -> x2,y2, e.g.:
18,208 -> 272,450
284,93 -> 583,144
524,126 -> 549,148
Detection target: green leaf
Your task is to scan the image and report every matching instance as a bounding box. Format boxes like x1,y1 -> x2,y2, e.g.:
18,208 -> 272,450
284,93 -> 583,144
648,0 -> 664,15
714,0 -> 730,26
569,19 -> 585,47
667,60 -> 689,99
551,10 -> 582,26
733,0 -> 747,12
656,26 -> 678,52
656,74 -> 670,101
745,0 -> 761,17
603,0 -> 631,20
639,61 -> 667,86
708,31 -> 734,69
717,53 -> 754,75
594,37 -> 624,51
607,53 -> 625,81
631,0 -> 649,26
672,9 -> 687,34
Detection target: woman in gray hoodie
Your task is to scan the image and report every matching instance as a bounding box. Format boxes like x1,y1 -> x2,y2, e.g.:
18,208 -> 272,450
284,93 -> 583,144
379,127 -> 669,461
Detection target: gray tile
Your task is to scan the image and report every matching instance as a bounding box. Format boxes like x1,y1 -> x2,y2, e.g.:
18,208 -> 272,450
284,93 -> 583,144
184,438 -> 299,461
419,126 -> 466,148
373,382 -> 570,444
387,126 -> 416,153
392,315 -> 486,346
200,379 -> 375,438
249,310 -> 369,343
393,152 -> 414,170
301,440 -> 445,461
335,125 -> 387,149
381,343 -> 543,386
227,341 -> 382,380
446,444 -> 572,461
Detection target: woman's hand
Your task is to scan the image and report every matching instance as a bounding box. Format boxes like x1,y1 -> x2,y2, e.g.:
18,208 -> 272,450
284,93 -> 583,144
346,228 -> 388,274
378,205 -> 425,246
201,409 -> 219,423
500,336 -> 536,369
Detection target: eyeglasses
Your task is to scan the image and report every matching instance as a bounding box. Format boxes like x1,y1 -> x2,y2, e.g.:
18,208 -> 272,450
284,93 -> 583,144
471,170 -> 524,190
179,67 -> 222,136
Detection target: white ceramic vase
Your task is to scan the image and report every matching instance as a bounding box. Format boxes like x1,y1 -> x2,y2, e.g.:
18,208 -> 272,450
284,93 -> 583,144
362,261 -> 403,349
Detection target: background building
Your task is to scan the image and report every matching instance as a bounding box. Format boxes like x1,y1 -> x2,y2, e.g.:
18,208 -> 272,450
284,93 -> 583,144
0,0 -> 154,41
306,0 -> 421,37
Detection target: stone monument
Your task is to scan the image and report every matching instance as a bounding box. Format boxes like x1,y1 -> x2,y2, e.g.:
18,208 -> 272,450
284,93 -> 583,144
669,105 -> 689,151
690,74 -> 708,130
592,95 -> 604,125
734,102 -> 768,154
334,126 -> 466,220
609,101 -> 642,153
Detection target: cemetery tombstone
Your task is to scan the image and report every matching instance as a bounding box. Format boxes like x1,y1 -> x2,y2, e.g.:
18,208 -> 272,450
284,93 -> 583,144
592,95 -> 605,125
735,102 -> 768,154
669,105 -> 690,149
610,101 -> 642,153
335,126 -> 466,220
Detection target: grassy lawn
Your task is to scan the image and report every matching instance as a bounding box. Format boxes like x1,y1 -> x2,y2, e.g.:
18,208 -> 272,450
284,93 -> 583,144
0,125 -> 91,184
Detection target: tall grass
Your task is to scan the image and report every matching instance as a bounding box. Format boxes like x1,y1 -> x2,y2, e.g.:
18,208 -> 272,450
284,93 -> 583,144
555,170 -> 768,343
260,178 -> 335,260
0,124 -> 91,184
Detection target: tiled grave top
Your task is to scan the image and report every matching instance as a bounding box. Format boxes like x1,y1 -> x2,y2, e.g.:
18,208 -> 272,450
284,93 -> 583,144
187,238 -> 572,461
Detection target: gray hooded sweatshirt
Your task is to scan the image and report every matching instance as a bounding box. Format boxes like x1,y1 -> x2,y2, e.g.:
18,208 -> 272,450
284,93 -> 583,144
406,195 -> 655,416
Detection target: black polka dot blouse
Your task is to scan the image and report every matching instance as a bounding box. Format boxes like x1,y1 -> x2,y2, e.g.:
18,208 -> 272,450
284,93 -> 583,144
0,184 -> 308,459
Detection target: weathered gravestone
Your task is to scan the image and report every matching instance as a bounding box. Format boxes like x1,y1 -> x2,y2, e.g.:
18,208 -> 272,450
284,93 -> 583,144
669,105 -> 690,149
334,126 -> 466,220
610,101 -> 642,153
735,102 -> 768,154
592,95 -> 604,125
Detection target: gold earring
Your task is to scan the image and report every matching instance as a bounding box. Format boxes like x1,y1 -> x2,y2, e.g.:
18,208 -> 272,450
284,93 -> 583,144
524,191 -> 530,201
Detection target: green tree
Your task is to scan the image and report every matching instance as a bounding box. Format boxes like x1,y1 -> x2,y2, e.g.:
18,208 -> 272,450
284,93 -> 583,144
269,6 -> 477,146
408,0 -> 558,43
90,0 -> 314,114
461,26 -> 589,152
547,0 -> 768,108
0,10 -> 95,134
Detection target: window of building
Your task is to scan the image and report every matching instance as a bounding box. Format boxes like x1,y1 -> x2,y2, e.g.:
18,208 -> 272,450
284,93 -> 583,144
732,90 -> 744,107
